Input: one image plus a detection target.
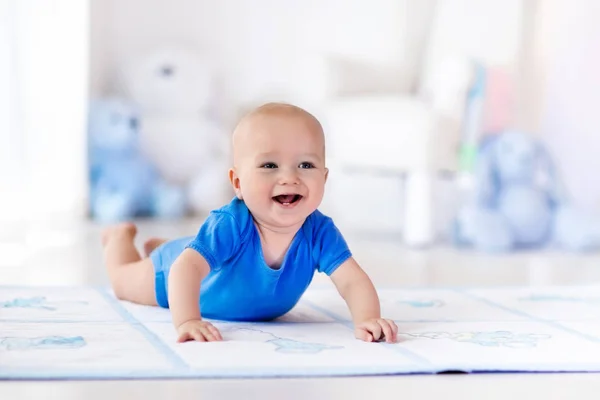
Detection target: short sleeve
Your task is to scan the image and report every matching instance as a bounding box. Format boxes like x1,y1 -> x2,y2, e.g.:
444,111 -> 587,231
185,211 -> 240,271
313,216 -> 352,275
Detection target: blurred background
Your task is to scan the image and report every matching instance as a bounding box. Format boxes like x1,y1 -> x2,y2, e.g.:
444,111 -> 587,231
1,0 -> 600,258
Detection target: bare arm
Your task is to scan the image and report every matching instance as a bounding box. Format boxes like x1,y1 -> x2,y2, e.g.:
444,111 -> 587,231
168,248 -> 222,342
330,257 -> 398,342
330,257 -> 380,323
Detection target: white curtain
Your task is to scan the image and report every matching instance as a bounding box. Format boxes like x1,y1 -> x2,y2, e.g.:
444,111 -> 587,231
0,0 -> 89,225
0,1 -> 22,224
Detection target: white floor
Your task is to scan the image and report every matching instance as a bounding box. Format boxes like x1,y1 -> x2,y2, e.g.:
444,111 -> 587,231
2,217 -> 600,399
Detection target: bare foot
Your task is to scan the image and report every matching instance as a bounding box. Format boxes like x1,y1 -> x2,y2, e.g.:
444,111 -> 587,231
101,223 -> 137,247
143,238 -> 168,257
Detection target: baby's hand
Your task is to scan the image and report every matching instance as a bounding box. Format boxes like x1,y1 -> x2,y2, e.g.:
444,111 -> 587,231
177,320 -> 223,343
355,318 -> 398,343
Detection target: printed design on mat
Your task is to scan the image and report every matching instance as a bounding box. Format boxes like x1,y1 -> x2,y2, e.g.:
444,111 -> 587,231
400,331 -> 551,348
0,335 -> 86,351
223,326 -> 343,354
396,298 -> 446,308
519,294 -> 600,305
0,296 -> 88,311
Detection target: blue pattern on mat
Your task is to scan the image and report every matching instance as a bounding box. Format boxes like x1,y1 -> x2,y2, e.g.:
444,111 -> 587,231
302,298 -> 434,367
456,289 -> 600,343
1,296 -> 88,311
0,336 -> 86,351
4,285 -> 600,379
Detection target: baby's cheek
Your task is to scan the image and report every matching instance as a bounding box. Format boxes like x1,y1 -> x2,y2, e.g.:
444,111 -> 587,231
310,178 -> 326,194
243,181 -> 270,204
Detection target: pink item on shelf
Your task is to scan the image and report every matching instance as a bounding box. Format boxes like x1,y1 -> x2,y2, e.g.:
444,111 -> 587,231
482,67 -> 515,134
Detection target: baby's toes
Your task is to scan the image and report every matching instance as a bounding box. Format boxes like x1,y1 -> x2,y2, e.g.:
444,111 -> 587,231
101,223 -> 137,246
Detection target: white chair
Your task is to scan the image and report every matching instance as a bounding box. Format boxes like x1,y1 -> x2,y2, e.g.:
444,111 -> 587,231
320,0 -> 524,246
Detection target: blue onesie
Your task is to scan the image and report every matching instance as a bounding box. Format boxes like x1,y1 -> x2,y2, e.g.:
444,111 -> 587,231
150,198 -> 352,321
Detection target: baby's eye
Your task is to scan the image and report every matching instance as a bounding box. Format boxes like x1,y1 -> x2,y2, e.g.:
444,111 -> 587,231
260,162 -> 278,169
298,162 -> 314,169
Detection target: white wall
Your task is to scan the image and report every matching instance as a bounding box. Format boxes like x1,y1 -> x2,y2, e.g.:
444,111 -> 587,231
1,1 -> 89,224
0,1 -> 22,223
90,0 -> 432,121
17,0 -> 90,221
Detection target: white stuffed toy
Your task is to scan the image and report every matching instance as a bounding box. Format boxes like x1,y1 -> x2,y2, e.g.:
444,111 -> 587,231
120,46 -> 231,215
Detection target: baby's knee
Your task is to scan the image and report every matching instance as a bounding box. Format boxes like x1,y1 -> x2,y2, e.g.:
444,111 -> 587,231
109,274 -> 129,300
108,259 -> 158,306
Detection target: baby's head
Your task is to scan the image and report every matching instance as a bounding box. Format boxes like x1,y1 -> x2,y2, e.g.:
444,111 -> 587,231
229,103 -> 328,231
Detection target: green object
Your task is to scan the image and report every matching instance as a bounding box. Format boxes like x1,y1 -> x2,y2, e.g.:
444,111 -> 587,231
459,144 -> 478,172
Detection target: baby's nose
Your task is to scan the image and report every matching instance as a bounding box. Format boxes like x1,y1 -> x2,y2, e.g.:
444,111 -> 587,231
278,168 -> 299,185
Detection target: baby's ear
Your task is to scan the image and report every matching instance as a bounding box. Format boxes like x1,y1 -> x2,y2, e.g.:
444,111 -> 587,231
228,168 -> 243,199
324,168 -> 329,183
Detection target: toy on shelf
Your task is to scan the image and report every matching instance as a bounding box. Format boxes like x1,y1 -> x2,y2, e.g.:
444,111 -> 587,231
87,98 -> 187,222
452,130 -> 600,252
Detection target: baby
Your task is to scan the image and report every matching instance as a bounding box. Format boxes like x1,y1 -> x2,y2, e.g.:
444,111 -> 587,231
102,103 -> 398,343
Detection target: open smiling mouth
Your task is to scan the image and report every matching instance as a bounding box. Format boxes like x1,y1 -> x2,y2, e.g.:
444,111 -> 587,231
273,194 -> 303,206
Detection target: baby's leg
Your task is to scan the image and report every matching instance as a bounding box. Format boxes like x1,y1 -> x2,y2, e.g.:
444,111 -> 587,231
102,223 -> 158,306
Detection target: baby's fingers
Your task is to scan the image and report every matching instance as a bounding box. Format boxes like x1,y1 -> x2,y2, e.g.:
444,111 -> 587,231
390,319 -> 399,339
200,326 -> 222,342
192,329 -> 208,342
354,327 -> 374,342
208,325 -> 223,341
177,329 -> 206,343
362,321 -> 383,341
177,331 -> 195,343
377,319 -> 396,343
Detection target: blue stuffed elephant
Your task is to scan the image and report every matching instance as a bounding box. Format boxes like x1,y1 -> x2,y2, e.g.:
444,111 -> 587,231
453,131 -> 600,252
88,98 -> 187,222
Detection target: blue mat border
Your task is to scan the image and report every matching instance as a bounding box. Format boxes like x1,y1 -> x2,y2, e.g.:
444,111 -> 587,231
96,288 -> 190,370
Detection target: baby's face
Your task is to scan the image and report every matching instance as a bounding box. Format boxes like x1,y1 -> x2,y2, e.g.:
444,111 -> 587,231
230,112 -> 328,231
